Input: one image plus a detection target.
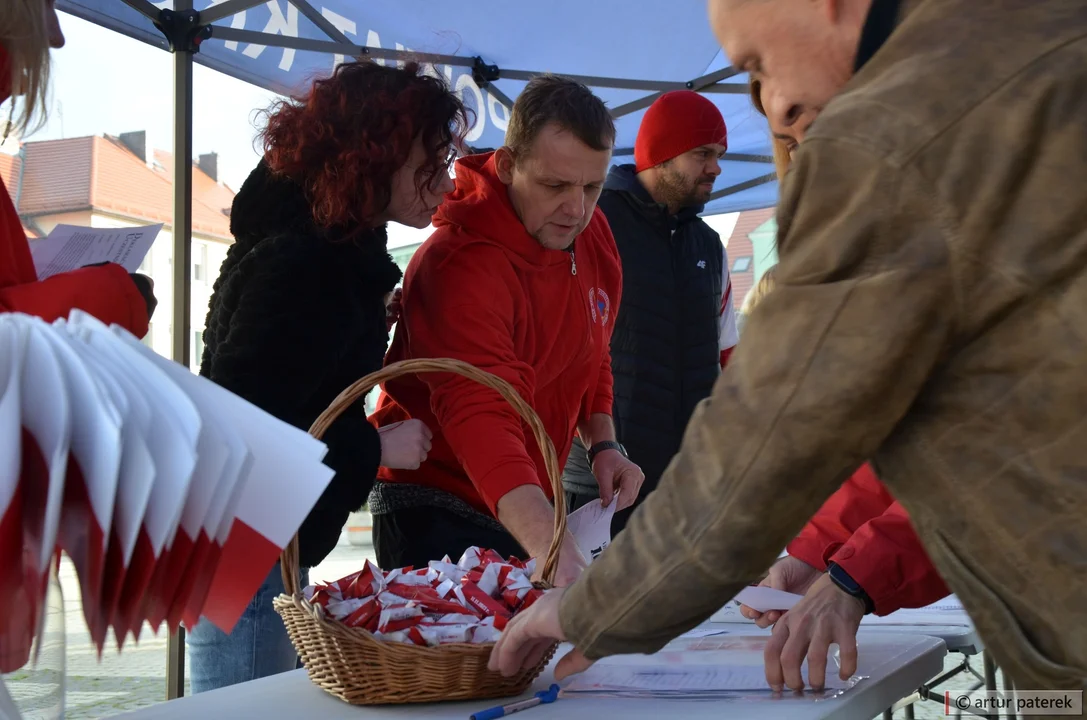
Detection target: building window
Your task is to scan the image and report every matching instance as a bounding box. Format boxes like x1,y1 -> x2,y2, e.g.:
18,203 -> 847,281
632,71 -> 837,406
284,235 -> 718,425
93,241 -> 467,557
731,256 -> 753,273
193,243 -> 208,283
193,329 -> 205,365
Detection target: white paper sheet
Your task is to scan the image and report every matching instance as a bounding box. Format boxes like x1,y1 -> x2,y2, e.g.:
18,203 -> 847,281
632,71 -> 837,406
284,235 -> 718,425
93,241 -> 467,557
0,323 -> 27,515
861,595 -> 970,626
31,224 -> 162,279
19,322 -> 72,573
110,321 -> 332,543
60,318 -> 155,567
96,325 -> 199,556
562,650 -> 856,697
566,494 -> 616,562
731,586 -> 803,612
119,341 -> 232,541
679,628 -> 732,639
39,326 -> 123,542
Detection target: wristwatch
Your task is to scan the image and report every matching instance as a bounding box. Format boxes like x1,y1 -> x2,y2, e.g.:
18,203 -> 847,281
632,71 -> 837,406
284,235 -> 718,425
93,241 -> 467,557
827,562 -> 875,615
587,441 -> 628,467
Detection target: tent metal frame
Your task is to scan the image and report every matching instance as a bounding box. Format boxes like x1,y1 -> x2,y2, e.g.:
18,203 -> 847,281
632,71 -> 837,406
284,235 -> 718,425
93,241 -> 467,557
108,0 -> 774,700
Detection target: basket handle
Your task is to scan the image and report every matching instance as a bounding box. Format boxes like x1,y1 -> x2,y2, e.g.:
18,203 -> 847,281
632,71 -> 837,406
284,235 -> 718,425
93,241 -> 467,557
280,357 -> 568,596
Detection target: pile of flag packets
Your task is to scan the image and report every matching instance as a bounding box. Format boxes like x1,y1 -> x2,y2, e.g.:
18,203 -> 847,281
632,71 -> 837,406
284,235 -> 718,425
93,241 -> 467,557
305,547 -> 544,646
0,310 -> 335,673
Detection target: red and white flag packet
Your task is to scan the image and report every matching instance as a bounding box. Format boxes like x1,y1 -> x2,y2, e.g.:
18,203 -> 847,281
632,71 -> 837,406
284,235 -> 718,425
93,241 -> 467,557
0,311 -> 336,671
305,546 -> 546,647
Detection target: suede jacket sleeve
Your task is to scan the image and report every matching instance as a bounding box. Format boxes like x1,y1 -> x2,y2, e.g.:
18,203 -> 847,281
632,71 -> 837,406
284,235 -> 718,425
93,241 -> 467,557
558,136 -> 955,658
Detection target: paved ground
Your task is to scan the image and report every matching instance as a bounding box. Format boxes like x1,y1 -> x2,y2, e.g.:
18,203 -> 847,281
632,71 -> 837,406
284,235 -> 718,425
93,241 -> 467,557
3,538 -> 1005,719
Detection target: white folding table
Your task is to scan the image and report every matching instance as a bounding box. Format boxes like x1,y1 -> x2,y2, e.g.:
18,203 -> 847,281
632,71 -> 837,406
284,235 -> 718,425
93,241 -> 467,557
110,631 -> 945,720
710,601 -> 998,719
711,602 -> 983,655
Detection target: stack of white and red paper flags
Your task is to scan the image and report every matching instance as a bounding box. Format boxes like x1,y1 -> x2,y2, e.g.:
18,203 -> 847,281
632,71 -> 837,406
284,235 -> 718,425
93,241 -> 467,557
0,310 -> 335,673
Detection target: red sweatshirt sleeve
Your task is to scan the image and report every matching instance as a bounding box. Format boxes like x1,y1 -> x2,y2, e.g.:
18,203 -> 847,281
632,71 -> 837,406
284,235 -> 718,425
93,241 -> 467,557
786,463 -> 892,570
829,501 -> 950,614
0,263 -> 149,337
588,330 -> 615,419
405,248 -> 543,515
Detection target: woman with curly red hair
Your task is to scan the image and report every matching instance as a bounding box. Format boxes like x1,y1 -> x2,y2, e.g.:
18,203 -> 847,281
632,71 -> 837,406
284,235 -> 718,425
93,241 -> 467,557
189,60 -> 468,692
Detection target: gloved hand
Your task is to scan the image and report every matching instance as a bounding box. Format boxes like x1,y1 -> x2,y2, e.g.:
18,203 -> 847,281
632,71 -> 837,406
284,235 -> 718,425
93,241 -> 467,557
80,261 -> 158,320
128,273 -> 158,320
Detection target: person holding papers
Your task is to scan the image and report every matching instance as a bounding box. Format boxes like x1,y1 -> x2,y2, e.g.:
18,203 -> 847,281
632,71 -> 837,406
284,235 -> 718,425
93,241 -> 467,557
0,0 -> 156,334
369,76 -> 644,586
189,61 -> 467,692
490,0 -> 1087,697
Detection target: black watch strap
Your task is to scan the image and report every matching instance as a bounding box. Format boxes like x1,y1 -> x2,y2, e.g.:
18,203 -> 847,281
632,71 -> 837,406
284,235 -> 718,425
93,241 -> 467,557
827,562 -> 875,615
587,441 -> 627,466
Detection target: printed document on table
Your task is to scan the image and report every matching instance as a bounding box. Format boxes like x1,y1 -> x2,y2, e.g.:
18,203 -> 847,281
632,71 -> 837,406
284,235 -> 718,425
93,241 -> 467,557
561,650 -> 857,697
32,224 -> 162,279
861,595 -> 970,626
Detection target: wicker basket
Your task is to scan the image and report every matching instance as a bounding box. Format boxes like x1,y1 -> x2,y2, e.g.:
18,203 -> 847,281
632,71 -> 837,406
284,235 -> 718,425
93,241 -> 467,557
274,358 -> 568,705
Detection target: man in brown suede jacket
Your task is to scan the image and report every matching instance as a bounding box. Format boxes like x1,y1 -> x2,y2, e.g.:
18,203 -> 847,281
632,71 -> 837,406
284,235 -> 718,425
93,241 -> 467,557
490,0 -> 1087,698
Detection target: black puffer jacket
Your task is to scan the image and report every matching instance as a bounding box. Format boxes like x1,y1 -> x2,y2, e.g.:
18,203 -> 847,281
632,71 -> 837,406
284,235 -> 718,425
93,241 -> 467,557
201,161 -> 402,568
563,165 -> 725,530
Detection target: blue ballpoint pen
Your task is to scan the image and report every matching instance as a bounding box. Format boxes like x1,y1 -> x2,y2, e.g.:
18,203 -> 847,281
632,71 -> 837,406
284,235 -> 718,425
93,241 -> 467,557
470,684 -> 561,720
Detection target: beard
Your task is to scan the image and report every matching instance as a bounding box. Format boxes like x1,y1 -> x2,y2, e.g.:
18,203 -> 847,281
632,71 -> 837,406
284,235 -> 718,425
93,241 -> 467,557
657,167 -> 714,210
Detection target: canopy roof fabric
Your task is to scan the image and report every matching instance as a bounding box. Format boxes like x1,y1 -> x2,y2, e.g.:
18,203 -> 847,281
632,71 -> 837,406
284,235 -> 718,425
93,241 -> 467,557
58,0 -> 778,215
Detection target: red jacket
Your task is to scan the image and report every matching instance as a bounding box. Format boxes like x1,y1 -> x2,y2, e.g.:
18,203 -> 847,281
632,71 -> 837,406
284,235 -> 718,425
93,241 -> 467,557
373,152 -> 621,517
1,176 -> 149,334
786,463 -> 950,615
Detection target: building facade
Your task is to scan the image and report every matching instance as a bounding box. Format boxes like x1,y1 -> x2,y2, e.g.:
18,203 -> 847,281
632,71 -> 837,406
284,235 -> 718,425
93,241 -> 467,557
1,130 -> 235,372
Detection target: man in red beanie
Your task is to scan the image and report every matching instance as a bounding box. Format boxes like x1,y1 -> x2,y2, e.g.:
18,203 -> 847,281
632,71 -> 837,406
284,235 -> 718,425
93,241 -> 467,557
562,90 -> 738,536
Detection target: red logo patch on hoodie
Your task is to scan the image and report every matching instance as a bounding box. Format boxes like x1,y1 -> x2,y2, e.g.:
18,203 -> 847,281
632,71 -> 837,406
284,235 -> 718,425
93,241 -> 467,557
592,288 -> 610,326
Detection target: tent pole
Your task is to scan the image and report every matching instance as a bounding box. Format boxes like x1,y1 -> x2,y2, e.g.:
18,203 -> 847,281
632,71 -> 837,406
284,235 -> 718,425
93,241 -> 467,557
166,0 -> 195,700
709,172 -> 777,201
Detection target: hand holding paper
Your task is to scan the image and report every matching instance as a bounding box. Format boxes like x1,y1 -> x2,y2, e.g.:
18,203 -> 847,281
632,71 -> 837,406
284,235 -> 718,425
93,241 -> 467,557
566,493 -> 617,563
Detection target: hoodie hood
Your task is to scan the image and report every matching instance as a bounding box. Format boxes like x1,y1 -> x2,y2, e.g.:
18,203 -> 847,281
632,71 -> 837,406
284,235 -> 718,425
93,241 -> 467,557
223,160 -> 396,298
433,152 -> 578,270
230,160 -> 319,249
228,160 -> 388,255
604,163 -> 705,227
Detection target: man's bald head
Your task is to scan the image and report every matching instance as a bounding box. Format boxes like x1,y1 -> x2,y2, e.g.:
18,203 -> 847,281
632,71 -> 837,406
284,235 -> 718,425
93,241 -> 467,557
708,0 -> 871,144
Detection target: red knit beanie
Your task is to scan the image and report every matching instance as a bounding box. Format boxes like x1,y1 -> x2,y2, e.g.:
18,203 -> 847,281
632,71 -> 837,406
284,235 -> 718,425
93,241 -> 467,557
634,91 -> 728,172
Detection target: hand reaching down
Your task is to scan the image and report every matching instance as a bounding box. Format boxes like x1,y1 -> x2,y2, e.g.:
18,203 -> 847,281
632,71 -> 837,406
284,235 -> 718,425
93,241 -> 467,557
377,418 -> 432,469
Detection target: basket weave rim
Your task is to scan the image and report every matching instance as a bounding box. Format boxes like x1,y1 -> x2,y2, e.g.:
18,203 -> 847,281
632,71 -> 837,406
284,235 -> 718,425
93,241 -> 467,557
278,356 -> 569,624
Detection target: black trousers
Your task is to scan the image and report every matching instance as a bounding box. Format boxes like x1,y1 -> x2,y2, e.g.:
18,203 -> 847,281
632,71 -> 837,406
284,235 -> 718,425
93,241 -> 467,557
372,505 -> 527,570
565,490 -> 641,538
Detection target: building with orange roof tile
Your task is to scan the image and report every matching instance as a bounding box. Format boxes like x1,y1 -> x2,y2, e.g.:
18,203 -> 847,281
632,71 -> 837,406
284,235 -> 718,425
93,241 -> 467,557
2,130 -> 235,370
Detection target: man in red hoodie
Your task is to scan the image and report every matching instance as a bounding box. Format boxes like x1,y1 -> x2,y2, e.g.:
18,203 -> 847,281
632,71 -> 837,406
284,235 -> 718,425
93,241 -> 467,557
369,75 -> 644,586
